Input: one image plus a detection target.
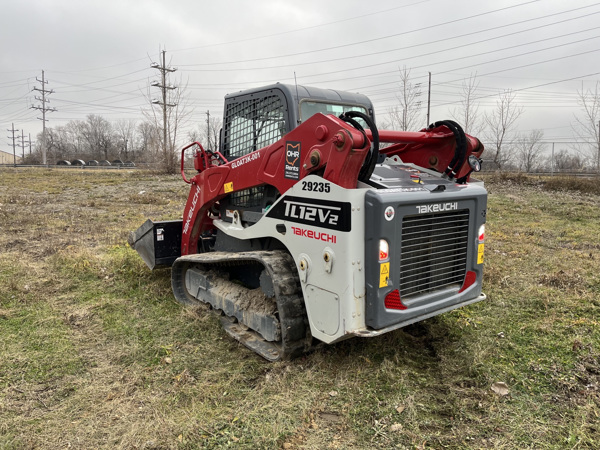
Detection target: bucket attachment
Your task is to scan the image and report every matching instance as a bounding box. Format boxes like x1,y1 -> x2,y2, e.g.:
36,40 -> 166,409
128,219 -> 182,269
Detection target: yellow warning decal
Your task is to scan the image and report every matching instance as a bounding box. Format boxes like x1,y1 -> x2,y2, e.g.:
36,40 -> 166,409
224,182 -> 234,193
477,243 -> 485,264
379,262 -> 390,288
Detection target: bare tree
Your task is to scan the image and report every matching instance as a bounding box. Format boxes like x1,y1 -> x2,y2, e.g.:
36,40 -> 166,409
137,121 -> 160,163
483,89 -> 524,170
572,82 -> 600,173
552,149 -> 586,173
114,119 -> 137,161
451,73 -> 483,136
64,120 -> 86,158
41,128 -> 62,162
205,115 -> 222,152
82,114 -> 114,161
188,113 -> 222,151
32,121 -> 86,163
388,66 -> 422,131
516,129 -> 545,172
35,117 -> 165,165
39,123 -> 83,163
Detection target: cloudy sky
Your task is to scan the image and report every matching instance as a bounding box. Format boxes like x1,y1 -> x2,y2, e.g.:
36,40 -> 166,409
1,0 -> 599,157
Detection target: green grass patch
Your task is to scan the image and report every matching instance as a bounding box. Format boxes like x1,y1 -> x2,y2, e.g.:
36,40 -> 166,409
0,300 -> 85,387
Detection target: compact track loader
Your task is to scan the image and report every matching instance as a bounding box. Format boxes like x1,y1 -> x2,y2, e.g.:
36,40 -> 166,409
130,83 -> 487,360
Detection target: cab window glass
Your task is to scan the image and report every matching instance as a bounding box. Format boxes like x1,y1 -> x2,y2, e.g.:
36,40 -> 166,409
300,102 -> 368,127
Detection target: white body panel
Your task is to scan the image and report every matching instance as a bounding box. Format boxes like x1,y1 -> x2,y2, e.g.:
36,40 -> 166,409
214,175 -> 368,343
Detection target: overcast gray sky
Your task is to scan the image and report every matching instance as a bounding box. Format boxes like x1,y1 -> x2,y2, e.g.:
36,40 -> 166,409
2,0 -> 599,157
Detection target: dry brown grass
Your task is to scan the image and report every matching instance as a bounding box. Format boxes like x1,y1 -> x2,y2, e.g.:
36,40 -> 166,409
1,168 -> 599,449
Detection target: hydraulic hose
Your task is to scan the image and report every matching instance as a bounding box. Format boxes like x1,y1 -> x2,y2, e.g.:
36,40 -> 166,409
444,120 -> 468,177
339,111 -> 379,183
428,120 -> 466,180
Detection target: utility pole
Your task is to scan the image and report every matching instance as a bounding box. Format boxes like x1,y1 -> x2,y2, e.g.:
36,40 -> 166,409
551,142 -> 555,177
151,50 -> 177,171
426,72 -> 432,126
30,70 -> 56,165
206,110 -> 211,149
7,123 -> 19,168
17,129 -> 26,160
28,133 -> 34,157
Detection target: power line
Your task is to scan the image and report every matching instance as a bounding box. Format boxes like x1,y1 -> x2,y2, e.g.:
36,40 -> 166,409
172,0 -> 434,54
180,6 -> 600,71
177,0 -> 542,66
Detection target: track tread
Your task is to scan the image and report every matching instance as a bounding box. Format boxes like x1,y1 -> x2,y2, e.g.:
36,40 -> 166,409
171,250 -> 310,360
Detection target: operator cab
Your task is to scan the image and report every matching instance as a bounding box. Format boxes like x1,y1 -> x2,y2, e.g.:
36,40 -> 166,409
217,83 -> 376,230
220,83 -> 375,160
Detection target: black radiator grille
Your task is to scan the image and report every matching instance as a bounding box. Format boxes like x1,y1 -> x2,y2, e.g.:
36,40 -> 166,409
400,209 -> 470,298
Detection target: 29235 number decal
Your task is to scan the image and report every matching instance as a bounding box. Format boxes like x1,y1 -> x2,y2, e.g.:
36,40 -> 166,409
301,181 -> 331,193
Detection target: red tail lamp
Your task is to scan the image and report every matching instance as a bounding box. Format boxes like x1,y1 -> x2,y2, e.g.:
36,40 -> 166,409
458,271 -> 477,293
384,289 -> 407,310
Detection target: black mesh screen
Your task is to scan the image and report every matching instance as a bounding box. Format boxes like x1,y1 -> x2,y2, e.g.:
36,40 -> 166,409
230,187 -> 267,208
223,94 -> 286,159
400,209 -> 470,298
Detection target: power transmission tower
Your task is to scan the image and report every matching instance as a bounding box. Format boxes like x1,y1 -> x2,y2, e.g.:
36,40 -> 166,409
150,50 -> 177,170
30,70 -> 56,165
7,123 -> 19,167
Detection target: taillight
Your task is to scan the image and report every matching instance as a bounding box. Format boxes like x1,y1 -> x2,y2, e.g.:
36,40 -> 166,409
477,224 -> 485,264
379,239 -> 389,261
458,270 -> 477,293
384,289 -> 407,310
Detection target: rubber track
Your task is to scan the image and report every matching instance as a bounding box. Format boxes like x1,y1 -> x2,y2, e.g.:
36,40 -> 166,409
171,250 -> 309,361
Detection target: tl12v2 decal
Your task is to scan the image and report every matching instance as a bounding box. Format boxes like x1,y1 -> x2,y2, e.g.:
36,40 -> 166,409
284,141 -> 301,180
266,196 -> 352,232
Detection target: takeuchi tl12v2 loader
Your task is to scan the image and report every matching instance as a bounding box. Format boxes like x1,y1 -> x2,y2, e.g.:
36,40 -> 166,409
129,83 -> 487,361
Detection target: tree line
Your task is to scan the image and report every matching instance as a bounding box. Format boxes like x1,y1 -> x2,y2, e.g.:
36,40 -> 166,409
385,68 -> 600,174
24,115 -> 158,165
25,69 -> 600,174
24,113 -> 222,170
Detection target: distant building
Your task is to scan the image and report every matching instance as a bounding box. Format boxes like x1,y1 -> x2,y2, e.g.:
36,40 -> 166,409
0,150 -> 22,164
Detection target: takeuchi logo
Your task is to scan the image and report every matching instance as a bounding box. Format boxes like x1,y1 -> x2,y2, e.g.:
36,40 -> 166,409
415,202 -> 458,214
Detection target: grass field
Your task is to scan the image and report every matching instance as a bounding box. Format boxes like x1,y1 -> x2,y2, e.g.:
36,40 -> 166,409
0,168 -> 598,449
